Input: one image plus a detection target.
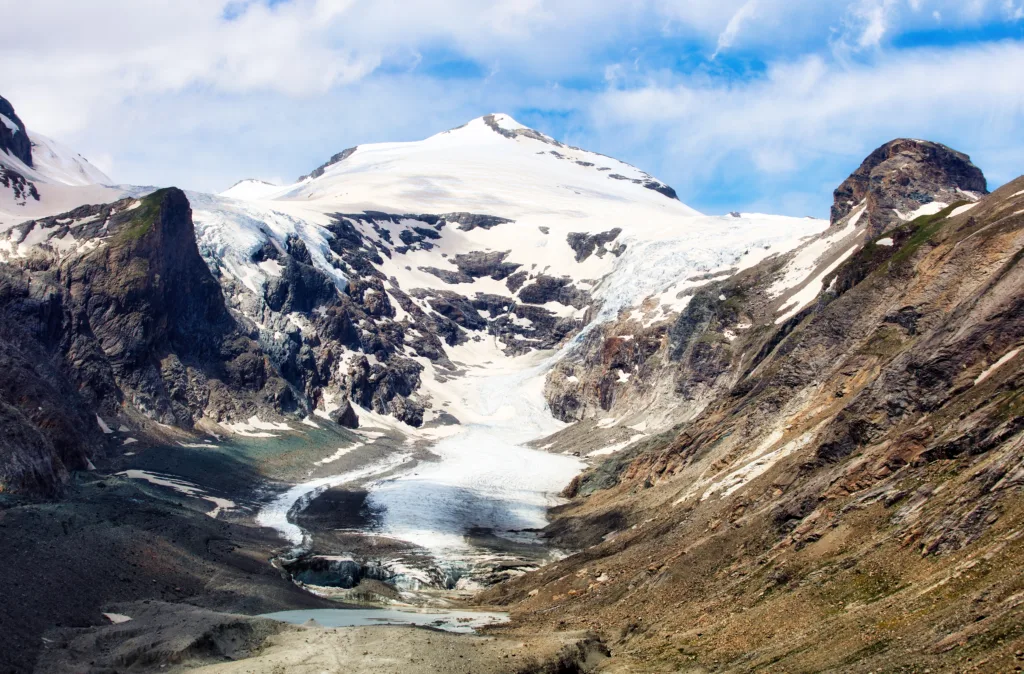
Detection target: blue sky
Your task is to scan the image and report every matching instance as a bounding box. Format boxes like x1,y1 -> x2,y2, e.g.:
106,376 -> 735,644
2,0 -> 1023,216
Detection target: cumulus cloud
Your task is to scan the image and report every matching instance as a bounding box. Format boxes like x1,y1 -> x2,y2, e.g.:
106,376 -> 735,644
591,40 -> 1024,208
1,0 -> 1021,212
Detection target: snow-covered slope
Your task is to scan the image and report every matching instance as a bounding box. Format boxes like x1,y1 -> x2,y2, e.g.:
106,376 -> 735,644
193,114 -> 825,349
275,114 -> 695,216
28,132 -> 111,187
0,127 -> 119,230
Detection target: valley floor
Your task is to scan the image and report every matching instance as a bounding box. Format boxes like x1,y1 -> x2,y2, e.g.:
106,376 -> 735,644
2,349 -> 606,673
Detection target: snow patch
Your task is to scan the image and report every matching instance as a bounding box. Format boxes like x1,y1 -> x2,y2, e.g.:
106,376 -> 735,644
0,114 -> 18,134
314,443 -> 364,466
775,244 -> 859,324
590,434 -> 646,457
896,202 -> 947,221
103,613 -> 132,624
700,432 -> 813,501
96,414 -> 113,434
949,203 -> 978,218
224,416 -> 292,438
117,470 -> 236,519
974,348 -> 1021,385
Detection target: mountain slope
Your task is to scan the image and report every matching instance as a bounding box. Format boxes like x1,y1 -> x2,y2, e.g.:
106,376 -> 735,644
0,96 -> 118,230
0,188 -> 297,493
481,164 -> 1024,672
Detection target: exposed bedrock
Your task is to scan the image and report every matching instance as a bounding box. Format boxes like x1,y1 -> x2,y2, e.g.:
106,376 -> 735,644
0,94 -> 32,166
831,138 -> 987,236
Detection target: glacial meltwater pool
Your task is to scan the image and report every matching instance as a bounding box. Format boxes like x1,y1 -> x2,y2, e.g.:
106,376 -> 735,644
259,608 -> 509,633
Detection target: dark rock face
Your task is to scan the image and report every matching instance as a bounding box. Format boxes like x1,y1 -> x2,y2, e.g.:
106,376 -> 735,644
347,355 -> 424,426
830,139 -> 987,236
440,212 -> 513,232
264,235 -> 339,314
506,270 -> 529,293
0,95 -> 32,166
421,250 -> 521,284
0,166 -> 40,204
330,400 -> 360,429
642,180 -> 679,200
298,146 -> 358,181
518,274 -> 590,309
482,113 -> 558,145
566,228 -> 623,262
453,251 -> 521,280
0,286 -> 103,495
0,189 -> 302,493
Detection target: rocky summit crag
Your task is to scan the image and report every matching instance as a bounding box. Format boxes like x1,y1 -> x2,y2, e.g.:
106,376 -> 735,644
0,188 -> 295,493
830,138 -> 988,236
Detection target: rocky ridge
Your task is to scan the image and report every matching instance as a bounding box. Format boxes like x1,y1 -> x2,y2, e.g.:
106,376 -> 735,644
0,95 -> 32,167
0,189 -> 298,493
482,149 -> 1024,672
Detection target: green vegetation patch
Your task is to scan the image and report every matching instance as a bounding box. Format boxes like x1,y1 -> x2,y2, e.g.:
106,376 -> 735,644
888,201 -> 969,268
114,188 -> 169,244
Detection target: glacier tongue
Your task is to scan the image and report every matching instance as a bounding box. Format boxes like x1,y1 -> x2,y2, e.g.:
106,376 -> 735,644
366,348 -> 582,558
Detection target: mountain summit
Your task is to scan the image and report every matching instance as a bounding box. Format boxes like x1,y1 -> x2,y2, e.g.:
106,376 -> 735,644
831,138 -> 988,236
279,113 -> 689,218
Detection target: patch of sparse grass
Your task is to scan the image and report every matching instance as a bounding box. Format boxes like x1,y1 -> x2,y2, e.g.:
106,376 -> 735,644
859,325 -> 906,358
115,188 -> 169,244
888,201 -> 969,268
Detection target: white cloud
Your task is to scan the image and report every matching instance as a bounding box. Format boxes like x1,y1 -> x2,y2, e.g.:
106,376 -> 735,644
592,40 -> 1024,205
853,0 -> 897,49
714,0 -> 761,57
1,0 -> 1022,213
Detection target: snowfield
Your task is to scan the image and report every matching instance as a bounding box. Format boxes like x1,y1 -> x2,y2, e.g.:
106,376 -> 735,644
0,128 -> 119,231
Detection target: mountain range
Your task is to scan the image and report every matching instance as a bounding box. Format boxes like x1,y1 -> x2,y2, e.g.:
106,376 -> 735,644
1,93 -> 1022,673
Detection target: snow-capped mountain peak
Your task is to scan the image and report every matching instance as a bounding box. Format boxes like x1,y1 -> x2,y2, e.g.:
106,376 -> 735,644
219,178 -> 282,200
264,113 -> 693,221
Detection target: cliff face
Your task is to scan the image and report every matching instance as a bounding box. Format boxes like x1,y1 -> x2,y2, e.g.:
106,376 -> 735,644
830,138 -> 987,236
0,95 -> 32,167
486,159 -> 1024,671
0,189 -> 295,493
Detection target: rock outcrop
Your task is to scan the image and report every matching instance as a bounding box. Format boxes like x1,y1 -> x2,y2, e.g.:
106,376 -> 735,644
830,138 -> 987,236
0,95 -> 32,166
0,189 -> 298,493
